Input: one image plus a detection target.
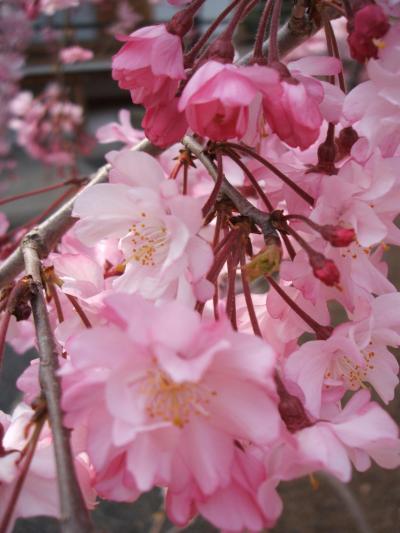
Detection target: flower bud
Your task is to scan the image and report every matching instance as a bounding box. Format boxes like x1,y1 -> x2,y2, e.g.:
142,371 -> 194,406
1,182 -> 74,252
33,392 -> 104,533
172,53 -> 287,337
316,140 -> 338,175
336,126 -> 359,156
347,5 -> 389,63
276,378 -> 313,433
167,8 -> 195,37
320,225 -> 356,247
243,238 -> 282,282
204,36 -> 235,64
309,252 -> 340,286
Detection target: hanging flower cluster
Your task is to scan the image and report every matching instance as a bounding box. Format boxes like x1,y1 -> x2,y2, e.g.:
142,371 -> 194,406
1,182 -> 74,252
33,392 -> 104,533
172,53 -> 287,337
1,0 -> 400,531
9,84 -> 93,168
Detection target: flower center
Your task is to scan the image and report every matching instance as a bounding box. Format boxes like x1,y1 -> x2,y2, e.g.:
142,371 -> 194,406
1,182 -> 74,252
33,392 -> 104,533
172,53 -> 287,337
126,213 -> 169,267
324,350 -> 376,390
140,368 -> 216,428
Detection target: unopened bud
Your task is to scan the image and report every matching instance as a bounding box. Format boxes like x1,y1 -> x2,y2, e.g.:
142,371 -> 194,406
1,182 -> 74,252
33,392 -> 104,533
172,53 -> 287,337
167,9 -> 195,37
320,225 -> 356,247
316,140 -> 337,175
347,5 -> 389,63
309,253 -> 340,286
13,302 -> 31,321
336,126 -> 359,156
243,239 -> 282,282
204,36 -> 235,63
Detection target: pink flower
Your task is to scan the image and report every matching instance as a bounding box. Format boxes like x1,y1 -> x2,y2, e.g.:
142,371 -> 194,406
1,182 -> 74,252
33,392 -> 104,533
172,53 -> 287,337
59,294 -> 280,499
179,61 -> 278,141
0,404 -> 95,531
261,69 -> 324,150
294,390 -> 400,482
142,97 -> 188,147
73,150 -> 212,301
59,46 -> 93,64
166,447 -> 282,531
285,293 -> 400,417
376,0 -> 400,17
96,109 -> 144,147
112,25 -> 185,107
257,58 -> 341,150
366,23 -> 400,108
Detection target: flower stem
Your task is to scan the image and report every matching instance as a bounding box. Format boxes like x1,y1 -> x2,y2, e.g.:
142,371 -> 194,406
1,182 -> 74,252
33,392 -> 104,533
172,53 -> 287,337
184,0 -> 243,65
268,0 -> 283,63
223,147 -> 274,211
253,0 -> 273,60
224,142 -> 315,206
266,275 -> 332,339
202,151 -> 224,217
65,294 -> 92,329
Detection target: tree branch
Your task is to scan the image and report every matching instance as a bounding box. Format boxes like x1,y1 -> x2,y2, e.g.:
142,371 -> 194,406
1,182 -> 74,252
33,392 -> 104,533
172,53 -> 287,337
22,234 -> 94,533
182,136 -> 274,237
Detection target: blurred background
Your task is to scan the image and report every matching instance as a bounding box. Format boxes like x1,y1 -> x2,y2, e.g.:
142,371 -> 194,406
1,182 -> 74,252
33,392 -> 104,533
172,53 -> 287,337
1,1 -> 399,532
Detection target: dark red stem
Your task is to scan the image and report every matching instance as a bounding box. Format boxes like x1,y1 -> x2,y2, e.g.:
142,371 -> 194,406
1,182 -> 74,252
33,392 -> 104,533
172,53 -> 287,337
268,0 -> 283,63
225,143 -> 315,206
253,0 -> 273,60
65,294 -> 92,329
266,275 -> 331,339
184,0 -> 243,65
202,151 -> 224,217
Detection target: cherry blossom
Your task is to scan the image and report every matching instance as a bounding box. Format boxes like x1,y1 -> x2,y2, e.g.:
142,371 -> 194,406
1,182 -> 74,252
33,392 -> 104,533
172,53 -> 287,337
72,149 -> 212,301
59,294 -> 280,499
2,1 -> 400,530
0,404 -> 95,531
112,25 -> 185,108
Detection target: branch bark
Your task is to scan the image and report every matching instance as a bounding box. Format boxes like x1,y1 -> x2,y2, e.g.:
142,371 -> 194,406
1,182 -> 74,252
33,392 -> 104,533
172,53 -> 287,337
182,135 -> 274,237
22,234 -> 94,533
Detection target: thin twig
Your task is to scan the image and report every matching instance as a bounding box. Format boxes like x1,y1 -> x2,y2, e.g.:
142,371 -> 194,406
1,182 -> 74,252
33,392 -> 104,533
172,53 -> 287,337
22,234 -> 94,533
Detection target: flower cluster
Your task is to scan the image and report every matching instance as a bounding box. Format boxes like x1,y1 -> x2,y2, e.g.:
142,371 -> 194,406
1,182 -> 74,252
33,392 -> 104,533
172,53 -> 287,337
0,0 -> 30,159
1,1 -> 400,532
9,84 -> 93,167
111,15 -> 343,150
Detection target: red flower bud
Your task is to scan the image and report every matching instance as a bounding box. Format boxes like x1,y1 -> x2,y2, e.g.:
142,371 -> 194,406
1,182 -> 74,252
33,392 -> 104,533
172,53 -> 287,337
320,225 -> 356,247
347,5 -> 390,63
309,253 -> 340,286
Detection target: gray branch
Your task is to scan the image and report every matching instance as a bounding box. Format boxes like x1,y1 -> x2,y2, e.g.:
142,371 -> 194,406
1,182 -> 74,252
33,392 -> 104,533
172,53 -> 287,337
22,235 -> 94,533
182,136 -> 273,236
